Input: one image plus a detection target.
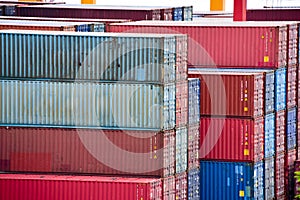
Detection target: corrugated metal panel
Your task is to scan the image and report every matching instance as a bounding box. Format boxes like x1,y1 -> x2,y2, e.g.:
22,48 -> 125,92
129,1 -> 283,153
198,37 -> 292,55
188,78 -> 200,125
0,7 -> 2,16
294,160 -> 300,197
287,107 -> 297,150
107,21 -> 287,68
286,148 -> 297,200
163,176 -> 175,200
0,80 -> 176,130
173,7 -> 183,21
176,81 -> 188,127
265,156 -> 275,200
287,66 -> 297,108
17,5 -> 163,20
200,117 -> 264,162
0,127 -> 175,177
276,110 -> 286,154
175,172 -> 187,200
275,152 -> 286,198
188,69 -> 265,117
0,30 -> 187,84
265,113 -> 275,158
247,9 -> 300,21
200,161 -> 264,200
176,126 -> 187,174
288,23 -> 298,67
3,5 -> 16,16
187,168 -> 200,200
275,68 -> 287,111
0,174 -> 163,200
187,124 -> 199,170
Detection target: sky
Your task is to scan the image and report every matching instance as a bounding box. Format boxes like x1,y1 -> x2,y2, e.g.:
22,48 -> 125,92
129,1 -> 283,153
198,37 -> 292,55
56,0 -> 300,12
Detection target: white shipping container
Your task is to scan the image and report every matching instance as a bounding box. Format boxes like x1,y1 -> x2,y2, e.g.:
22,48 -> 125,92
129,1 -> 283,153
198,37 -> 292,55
176,126 -> 188,173
0,80 -> 175,130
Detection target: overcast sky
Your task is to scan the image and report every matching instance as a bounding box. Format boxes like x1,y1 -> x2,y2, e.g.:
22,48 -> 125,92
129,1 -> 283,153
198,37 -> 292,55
61,0 -> 300,12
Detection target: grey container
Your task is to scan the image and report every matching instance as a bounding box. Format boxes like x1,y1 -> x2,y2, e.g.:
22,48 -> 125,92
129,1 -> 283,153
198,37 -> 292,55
0,30 -> 187,83
0,79 -> 175,130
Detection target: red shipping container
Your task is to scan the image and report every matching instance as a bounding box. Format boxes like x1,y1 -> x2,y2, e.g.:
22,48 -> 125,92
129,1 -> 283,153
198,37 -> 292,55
0,127 -> 175,177
200,116 -> 264,162
276,110 -> 286,155
288,23 -> 299,67
163,176 -> 175,200
0,174 -> 162,200
0,21 -> 76,31
276,152 -> 286,198
175,172 -> 187,200
189,70 -> 264,117
176,80 -> 188,127
247,8 -> 300,21
188,124 -> 200,170
287,65 -> 297,109
107,21 -> 288,68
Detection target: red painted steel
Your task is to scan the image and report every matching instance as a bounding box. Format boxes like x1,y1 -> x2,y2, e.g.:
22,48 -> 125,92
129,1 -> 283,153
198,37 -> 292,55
163,176 -> 175,200
175,172 -> 187,200
275,152 -> 286,198
200,117 -> 264,162
0,127 -> 175,177
0,174 -> 162,200
247,9 -> 300,21
298,108 -> 300,158
188,124 -> 200,170
233,0 -> 247,21
107,21 -> 288,68
189,71 -> 264,117
287,65 -> 297,108
176,81 -> 188,127
276,110 -> 286,155
288,24 -> 299,67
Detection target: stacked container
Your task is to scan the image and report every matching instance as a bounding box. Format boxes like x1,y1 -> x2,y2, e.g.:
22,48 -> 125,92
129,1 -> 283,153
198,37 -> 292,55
0,29 -> 189,199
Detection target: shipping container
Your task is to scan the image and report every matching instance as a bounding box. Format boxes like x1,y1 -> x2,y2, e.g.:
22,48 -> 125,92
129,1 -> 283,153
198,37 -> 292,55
286,148 -> 297,200
175,126 -> 187,174
175,172 -> 187,200
187,168 -> 200,200
189,69 -> 265,118
287,107 -> 297,150
247,8 -> 300,21
173,7 -> 183,21
265,113 -> 275,158
107,20 -> 288,68
200,117 -> 264,162
275,68 -> 287,111
183,6 -> 193,21
188,78 -> 200,125
187,124 -> 200,170
0,80 -> 176,130
276,152 -> 286,198
0,6 -> 2,16
0,174 -> 162,200
288,23 -> 299,67
0,126 -> 175,177
287,66 -> 297,108
163,176 -> 175,200
16,4 -> 163,20
200,161 -> 264,199
276,110 -> 286,155
265,156 -> 275,200
2,4 -> 16,16
0,30 -> 187,83
176,81 -> 188,127
294,160 -> 300,197
0,1 -> 65,5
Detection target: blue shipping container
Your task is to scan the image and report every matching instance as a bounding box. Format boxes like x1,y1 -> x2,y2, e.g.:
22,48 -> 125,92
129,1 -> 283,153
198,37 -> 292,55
173,7 -> 183,21
200,161 -> 264,200
0,6 -> 2,16
3,5 -> 16,16
265,113 -> 275,158
275,68 -> 286,111
287,107 -> 297,150
188,168 -> 200,200
265,157 -> 275,200
188,78 -> 200,125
